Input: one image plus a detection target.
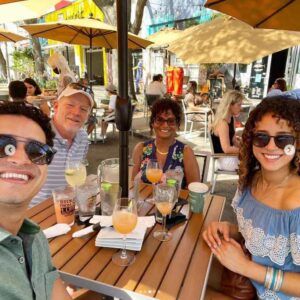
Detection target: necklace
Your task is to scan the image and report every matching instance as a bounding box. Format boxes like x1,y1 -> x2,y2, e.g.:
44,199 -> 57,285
155,140 -> 169,155
156,147 -> 169,155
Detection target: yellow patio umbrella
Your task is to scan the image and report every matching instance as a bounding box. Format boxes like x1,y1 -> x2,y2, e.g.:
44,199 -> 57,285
0,0 -> 25,4
147,27 -> 183,48
167,17 -> 300,64
205,0 -> 300,32
0,0 -> 61,23
0,28 -> 27,42
21,17 -> 152,88
21,17 -> 153,49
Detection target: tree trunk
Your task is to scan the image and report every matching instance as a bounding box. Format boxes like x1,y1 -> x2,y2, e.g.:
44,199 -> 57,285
93,0 -> 147,99
93,0 -> 117,25
0,49 -> 7,79
24,19 -> 45,77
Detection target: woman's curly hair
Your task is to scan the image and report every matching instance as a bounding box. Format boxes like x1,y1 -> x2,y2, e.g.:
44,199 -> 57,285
238,96 -> 300,192
149,98 -> 182,129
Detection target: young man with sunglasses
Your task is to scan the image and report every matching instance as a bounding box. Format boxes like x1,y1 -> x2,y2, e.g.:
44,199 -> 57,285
0,102 -> 71,299
31,83 -> 94,207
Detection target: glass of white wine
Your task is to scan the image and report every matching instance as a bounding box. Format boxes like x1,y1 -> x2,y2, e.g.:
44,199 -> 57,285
112,197 -> 138,266
153,183 -> 176,242
65,159 -> 88,188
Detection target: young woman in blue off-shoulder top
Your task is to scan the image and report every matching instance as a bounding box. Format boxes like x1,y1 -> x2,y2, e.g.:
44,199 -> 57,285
203,97 -> 300,299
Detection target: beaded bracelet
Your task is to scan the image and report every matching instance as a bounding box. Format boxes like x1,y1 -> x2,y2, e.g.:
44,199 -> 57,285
264,266 -> 284,292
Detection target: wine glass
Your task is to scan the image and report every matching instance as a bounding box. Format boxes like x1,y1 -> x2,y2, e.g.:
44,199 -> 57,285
146,159 -> 163,203
65,159 -> 88,188
112,197 -> 138,266
153,183 -> 176,242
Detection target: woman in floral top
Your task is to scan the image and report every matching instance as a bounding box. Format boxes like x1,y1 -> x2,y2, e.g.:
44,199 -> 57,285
203,97 -> 300,299
131,98 -> 200,187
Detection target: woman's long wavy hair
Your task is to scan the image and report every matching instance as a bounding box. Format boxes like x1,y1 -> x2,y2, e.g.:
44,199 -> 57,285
210,90 -> 245,132
238,97 -> 300,192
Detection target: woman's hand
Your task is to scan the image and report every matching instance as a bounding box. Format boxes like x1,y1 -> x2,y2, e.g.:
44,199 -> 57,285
211,239 -> 250,275
202,221 -> 232,249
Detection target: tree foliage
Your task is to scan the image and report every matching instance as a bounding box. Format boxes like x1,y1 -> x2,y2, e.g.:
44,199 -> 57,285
11,48 -> 35,78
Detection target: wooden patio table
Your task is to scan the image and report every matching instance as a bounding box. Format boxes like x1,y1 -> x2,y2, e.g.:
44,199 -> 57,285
26,185 -> 225,300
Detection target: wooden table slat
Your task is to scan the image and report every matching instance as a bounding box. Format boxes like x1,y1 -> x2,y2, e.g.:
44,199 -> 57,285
178,195 -> 225,300
155,197 -> 212,299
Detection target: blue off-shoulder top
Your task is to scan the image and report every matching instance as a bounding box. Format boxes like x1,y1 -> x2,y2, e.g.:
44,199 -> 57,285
232,188 -> 300,300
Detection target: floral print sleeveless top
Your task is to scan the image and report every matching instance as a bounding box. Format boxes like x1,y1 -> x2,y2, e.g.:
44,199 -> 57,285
140,139 -> 186,188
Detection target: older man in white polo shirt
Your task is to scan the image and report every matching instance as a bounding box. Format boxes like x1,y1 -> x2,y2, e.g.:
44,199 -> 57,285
31,82 -> 94,207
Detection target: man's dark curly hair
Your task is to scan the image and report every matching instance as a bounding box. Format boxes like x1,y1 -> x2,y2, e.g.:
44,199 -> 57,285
0,102 -> 55,147
149,98 -> 182,129
238,96 -> 300,192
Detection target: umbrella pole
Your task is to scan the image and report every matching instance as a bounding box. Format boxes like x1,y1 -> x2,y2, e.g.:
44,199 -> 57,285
116,0 -> 129,197
89,35 -> 93,90
232,63 -> 237,89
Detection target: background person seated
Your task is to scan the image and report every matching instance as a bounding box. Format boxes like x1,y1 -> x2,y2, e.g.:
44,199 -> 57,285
24,78 -> 50,116
8,80 -> 27,102
267,77 -> 287,97
210,90 -> 245,171
146,74 -> 166,98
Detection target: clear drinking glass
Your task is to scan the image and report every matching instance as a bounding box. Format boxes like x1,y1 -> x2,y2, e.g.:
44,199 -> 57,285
112,197 -> 138,266
65,159 -> 88,188
153,183 -> 176,242
145,159 -> 163,204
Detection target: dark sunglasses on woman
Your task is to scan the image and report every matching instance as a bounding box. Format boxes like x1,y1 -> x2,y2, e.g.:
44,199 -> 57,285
253,133 -> 295,150
0,134 -> 56,165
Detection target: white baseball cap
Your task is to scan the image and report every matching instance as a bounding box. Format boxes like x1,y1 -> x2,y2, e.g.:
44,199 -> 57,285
58,83 -> 94,108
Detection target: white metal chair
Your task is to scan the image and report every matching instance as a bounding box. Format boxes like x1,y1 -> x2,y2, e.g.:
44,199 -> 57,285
208,132 -> 239,193
181,99 -> 213,141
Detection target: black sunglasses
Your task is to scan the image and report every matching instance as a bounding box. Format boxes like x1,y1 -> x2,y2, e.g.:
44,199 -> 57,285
154,116 -> 177,126
0,134 -> 56,165
69,82 -> 94,97
253,133 -> 295,149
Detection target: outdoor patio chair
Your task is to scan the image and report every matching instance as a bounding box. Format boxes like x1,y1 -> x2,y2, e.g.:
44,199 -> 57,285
208,132 -> 238,193
181,99 -> 213,140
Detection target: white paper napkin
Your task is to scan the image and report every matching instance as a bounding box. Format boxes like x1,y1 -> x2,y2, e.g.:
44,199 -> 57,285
93,216 -> 154,251
43,223 -> 71,239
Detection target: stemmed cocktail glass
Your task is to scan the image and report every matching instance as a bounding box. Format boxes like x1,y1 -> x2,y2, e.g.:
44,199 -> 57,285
153,183 -> 176,242
112,197 -> 138,266
146,159 -> 163,203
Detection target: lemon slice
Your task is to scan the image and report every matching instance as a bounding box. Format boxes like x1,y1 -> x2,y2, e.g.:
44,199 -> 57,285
65,169 -> 75,175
